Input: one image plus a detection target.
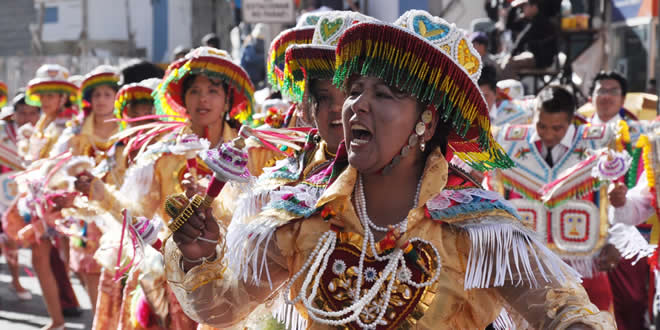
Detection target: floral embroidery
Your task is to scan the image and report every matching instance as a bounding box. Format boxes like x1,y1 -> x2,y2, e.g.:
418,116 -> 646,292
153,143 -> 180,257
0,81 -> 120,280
364,267 -> 377,282
572,147 -> 588,159
514,147 -> 531,160
332,259 -> 346,275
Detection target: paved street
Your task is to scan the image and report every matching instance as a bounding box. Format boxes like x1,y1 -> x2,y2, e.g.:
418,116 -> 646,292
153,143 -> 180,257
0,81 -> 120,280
0,248 -> 93,329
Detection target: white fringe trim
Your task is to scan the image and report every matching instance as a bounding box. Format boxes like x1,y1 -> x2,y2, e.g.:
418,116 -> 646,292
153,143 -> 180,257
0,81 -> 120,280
563,257 -> 599,279
225,215 -> 281,288
119,161 -> 155,202
493,308 -> 516,330
609,223 -> 656,263
231,184 -> 274,225
272,295 -> 307,330
457,218 -> 579,289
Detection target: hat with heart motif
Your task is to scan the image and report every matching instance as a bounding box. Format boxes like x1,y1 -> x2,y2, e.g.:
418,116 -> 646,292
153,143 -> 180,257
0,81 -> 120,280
282,11 -> 374,103
333,10 -> 513,170
266,12 -> 322,95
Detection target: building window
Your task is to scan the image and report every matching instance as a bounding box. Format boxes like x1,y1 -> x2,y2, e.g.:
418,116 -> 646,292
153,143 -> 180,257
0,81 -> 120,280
44,6 -> 58,24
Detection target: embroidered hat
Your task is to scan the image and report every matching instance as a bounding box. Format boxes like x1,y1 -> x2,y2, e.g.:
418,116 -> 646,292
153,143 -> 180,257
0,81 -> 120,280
333,10 -> 513,170
266,12 -> 322,94
282,11 -> 374,103
26,64 -> 79,107
79,65 -> 120,108
0,82 -> 7,108
114,78 -> 161,129
154,46 -> 255,124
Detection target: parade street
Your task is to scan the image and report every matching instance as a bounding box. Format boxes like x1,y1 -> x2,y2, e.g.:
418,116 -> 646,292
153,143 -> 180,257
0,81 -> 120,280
0,249 -> 92,329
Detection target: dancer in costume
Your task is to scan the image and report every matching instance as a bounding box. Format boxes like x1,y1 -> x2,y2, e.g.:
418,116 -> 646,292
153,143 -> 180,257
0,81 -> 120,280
113,46 -> 254,329
78,77 -> 163,330
584,71 -> 652,330
607,131 -> 660,329
490,85 -> 633,313
3,64 -> 82,330
0,91 -> 39,301
48,65 -> 121,320
164,11 -> 614,329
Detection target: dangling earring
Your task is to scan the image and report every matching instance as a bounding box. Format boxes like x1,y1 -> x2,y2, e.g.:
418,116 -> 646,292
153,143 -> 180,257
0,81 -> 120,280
417,110 -> 432,152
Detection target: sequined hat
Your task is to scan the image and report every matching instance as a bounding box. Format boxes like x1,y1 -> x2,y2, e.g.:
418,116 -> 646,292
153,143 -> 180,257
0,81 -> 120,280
333,10 -> 513,170
282,11 -> 374,103
266,12 -> 323,94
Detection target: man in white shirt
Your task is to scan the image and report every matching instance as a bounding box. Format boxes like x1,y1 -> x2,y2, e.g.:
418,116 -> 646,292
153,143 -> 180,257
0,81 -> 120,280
592,70 -> 652,330
589,71 -> 637,125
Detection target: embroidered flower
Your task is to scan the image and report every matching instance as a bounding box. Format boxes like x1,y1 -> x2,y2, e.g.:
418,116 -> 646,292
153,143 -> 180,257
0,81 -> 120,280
364,267 -> 377,282
332,259 -> 346,275
397,267 -> 412,282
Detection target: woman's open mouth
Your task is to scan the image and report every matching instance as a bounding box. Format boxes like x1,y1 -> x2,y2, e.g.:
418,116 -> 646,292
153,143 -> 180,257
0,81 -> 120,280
350,123 -> 372,146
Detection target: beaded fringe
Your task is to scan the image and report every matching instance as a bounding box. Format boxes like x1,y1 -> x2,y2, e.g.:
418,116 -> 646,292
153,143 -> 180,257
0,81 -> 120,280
609,223 -> 656,263
333,23 -> 513,170
283,45 -> 335,103
457,218 -> 579,289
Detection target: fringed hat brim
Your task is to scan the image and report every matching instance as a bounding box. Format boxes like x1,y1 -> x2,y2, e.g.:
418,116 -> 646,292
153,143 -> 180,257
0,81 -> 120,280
114,85 -> 155,129
283,44 -> 335,103
333,22 -> 513,170
154,55 -> 255,124
80,72 -> 119,105
25,80 -> 79,107
267,27 -> 315,93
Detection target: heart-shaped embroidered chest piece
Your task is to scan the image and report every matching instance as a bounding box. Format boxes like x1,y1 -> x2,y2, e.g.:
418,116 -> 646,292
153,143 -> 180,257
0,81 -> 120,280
312,232 -> 439,329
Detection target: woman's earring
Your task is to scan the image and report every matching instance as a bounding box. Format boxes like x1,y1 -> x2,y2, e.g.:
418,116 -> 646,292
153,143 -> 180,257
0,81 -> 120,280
417,110 -> 432,152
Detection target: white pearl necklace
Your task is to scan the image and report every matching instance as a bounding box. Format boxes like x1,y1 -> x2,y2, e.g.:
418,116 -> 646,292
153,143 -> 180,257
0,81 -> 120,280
284,174 -> 442,328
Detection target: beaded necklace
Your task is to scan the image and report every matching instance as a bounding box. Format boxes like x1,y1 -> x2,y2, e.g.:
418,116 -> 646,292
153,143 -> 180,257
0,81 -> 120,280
285,173 -> 441,328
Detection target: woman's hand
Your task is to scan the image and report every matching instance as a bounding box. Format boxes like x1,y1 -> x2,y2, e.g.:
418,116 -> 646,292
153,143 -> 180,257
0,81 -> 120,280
171,206 -> 220,272
74,171 -> 94,196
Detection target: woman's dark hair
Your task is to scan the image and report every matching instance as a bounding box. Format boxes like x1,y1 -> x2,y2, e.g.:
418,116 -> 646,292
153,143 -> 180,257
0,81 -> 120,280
536,85 -> 576,117
421,102 -> 450,157
478,64 -> 497,92
120,60 -> 165,85
307,79 -> 323,120
181,74 -> 240,129
590,71 -> 628,96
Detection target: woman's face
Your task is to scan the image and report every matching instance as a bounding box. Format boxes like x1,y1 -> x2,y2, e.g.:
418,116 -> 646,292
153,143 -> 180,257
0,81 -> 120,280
183,75 -> 228,128
342,76 -> 421,174
91,85 -> 117,117
39,92 -> 66,115
14,104 -> 41,127
126,103 -> 155,127
311,79 -> 345,153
